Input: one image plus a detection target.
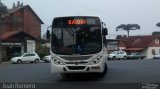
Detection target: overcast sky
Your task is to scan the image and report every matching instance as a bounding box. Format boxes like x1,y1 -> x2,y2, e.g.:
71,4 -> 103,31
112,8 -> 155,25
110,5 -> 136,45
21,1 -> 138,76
2,0 -> 160,38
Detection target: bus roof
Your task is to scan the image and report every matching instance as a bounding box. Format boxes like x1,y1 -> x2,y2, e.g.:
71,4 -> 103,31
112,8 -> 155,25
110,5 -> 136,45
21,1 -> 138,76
53,16 -> 100,19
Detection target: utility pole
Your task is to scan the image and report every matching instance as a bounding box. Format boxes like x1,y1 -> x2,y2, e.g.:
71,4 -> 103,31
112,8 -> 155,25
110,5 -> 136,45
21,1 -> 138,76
0,0 -> 1,63
0,21 -> 2,63
0,3 -> 1,63
0,21 -> 1,62
0,35 -> 1,65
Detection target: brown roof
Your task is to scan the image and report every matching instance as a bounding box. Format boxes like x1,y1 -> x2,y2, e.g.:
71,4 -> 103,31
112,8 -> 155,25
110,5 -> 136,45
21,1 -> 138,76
118,41 -> 126,47
120,35 -> 158,48
2,5 -> 44,24
0,31 -> 38,41
123,48 -> 144,51
0,30 -> 20,40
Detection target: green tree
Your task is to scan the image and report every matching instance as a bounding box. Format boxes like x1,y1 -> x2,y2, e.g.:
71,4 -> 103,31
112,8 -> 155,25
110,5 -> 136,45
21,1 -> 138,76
116,24 -> 140,37
116,35 -> 123,39
156,22 -> 160,27
36,42 -> 50,59
152,31 -> 160,35
0,1 -> 8,63
0,1 -> 8,18
123,35 -> 128,39
116,34 -> 128,39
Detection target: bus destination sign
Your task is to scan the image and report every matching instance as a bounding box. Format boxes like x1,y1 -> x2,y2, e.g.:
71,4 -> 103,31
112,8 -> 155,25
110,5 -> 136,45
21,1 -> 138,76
68,19 -> 86,25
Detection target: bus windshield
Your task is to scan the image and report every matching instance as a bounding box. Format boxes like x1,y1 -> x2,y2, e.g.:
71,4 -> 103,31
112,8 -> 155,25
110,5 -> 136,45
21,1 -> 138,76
51,17 -> 102,55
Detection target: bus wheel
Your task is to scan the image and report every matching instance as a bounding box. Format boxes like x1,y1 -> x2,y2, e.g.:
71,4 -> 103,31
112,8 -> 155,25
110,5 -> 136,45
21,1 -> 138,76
61,73 -> 70,79
100,64 -> 107,77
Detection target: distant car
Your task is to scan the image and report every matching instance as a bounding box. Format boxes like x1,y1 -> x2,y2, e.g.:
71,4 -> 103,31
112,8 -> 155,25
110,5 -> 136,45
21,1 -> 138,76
108,50 -> 127,60
10,53 -> 40,64
153,53 -> 160,59
43,55 -> 51,62
127,52 -> 145,59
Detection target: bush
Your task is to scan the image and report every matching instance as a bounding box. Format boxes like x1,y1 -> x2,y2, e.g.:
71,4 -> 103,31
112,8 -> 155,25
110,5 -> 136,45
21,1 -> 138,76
36,43 -> 50,59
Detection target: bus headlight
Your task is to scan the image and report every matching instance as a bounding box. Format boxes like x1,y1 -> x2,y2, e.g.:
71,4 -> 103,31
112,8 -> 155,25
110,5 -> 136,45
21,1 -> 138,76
89,56 -> 102,65
53,58 -> 65,65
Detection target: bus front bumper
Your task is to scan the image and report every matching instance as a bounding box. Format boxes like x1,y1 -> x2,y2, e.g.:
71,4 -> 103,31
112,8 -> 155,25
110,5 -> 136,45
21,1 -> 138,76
51,61 -> 105,74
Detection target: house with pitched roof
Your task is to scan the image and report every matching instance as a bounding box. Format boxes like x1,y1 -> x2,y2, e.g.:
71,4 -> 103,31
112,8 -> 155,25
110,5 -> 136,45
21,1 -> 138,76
0,2 -> 44,61
119,35 -> 160,59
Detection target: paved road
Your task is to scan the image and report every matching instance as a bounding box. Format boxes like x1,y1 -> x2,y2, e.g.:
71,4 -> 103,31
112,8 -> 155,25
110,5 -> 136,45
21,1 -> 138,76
0,59 -> 160,89
0,59 -> 160,83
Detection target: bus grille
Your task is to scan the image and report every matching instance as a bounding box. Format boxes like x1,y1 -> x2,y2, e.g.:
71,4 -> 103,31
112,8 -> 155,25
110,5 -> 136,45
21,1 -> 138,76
61,56 -> 92,60
67,66 -> 86,70
65,61 -> 88,64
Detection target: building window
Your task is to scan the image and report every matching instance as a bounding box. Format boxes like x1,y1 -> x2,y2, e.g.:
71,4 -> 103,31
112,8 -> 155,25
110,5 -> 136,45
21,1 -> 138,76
152,49 -> 155,55
155,39 -> 160,44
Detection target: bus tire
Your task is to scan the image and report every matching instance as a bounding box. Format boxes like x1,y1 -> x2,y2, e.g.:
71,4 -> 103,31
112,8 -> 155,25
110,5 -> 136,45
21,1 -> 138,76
100,63 -> 107,77
61,73 -> 70,79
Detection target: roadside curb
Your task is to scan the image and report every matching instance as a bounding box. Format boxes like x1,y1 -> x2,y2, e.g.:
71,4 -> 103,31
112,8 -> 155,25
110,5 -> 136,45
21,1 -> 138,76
0,60 -> 45,64
1,62 -> 11,64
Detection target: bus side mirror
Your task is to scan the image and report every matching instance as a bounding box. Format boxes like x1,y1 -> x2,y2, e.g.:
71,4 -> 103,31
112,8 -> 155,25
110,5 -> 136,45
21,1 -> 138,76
46,30 -> 50,40
103,28 -> 108,35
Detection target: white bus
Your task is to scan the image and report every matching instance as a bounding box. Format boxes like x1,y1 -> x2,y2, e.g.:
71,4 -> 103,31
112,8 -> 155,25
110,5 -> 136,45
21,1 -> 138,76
47,16 -> 108,78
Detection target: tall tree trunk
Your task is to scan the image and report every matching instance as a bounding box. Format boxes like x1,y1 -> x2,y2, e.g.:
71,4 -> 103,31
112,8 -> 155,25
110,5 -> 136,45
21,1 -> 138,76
127,30 -> 129,37
0,45 -> 2,63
